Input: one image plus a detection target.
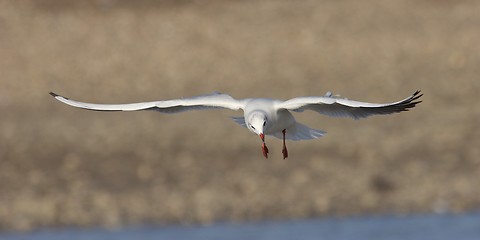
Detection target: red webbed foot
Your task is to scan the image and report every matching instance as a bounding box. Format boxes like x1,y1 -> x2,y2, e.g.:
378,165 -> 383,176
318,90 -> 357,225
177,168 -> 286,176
262,143 -> 269,159
282,129 -> 288,159
282,145 -> 288,159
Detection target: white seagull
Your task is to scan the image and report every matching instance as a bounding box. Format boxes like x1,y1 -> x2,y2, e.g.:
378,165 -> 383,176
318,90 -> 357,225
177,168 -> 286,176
50,90 -> 422,159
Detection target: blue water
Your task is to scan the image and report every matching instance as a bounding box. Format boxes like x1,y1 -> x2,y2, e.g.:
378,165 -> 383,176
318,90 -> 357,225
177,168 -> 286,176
1,213 -> 479,240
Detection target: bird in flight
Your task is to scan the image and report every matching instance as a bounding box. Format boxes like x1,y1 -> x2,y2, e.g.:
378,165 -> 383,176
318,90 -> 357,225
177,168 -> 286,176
50,90 -> 422,159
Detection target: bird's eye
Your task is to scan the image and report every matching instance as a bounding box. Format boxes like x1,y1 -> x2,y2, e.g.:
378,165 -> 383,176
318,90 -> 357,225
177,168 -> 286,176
250,125 -> 255,130
263,121 -> 266,126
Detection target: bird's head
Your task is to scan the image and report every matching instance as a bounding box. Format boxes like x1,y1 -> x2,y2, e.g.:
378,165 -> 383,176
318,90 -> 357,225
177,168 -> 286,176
247,111 -> 267,141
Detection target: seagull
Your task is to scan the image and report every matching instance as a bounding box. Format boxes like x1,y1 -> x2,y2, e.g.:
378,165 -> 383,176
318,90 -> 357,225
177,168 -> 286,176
50,90 -> 422,159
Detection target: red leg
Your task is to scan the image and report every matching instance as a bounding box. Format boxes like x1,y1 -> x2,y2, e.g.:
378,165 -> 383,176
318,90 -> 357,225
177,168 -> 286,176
260,133 -> 269,159
282,129 -> 288,159
262,142 -> 269,159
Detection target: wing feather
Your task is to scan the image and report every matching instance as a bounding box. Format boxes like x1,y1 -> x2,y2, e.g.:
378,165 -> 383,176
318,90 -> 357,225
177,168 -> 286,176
231,116 -> 247,127
276,90 -> 422,119
50,92 -> 244,113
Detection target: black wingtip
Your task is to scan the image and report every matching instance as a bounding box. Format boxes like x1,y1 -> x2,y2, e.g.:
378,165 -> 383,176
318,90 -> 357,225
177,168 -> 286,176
408,90 -> 423,104
49,92 -> 69,100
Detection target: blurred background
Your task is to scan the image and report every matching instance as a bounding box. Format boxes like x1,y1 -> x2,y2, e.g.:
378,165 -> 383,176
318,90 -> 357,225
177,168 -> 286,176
0,0 -> 479,233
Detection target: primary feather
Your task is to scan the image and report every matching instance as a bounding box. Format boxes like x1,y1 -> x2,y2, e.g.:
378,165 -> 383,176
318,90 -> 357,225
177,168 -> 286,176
276,90 -> 422,119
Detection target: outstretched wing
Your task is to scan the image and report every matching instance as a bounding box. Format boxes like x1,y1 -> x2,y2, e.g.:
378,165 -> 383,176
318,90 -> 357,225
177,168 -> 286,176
275,90 -> 422,119
50,92 -> 244,113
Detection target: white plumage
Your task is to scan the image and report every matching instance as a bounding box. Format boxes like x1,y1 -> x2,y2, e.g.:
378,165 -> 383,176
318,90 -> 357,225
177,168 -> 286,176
50,90 -> 422,159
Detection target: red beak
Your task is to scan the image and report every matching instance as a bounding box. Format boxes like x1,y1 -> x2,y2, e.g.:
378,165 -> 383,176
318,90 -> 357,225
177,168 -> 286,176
260,133 -> 265,142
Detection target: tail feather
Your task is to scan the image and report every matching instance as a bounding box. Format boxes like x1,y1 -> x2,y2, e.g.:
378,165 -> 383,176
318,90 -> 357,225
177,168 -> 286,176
271,122 -> 326,141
